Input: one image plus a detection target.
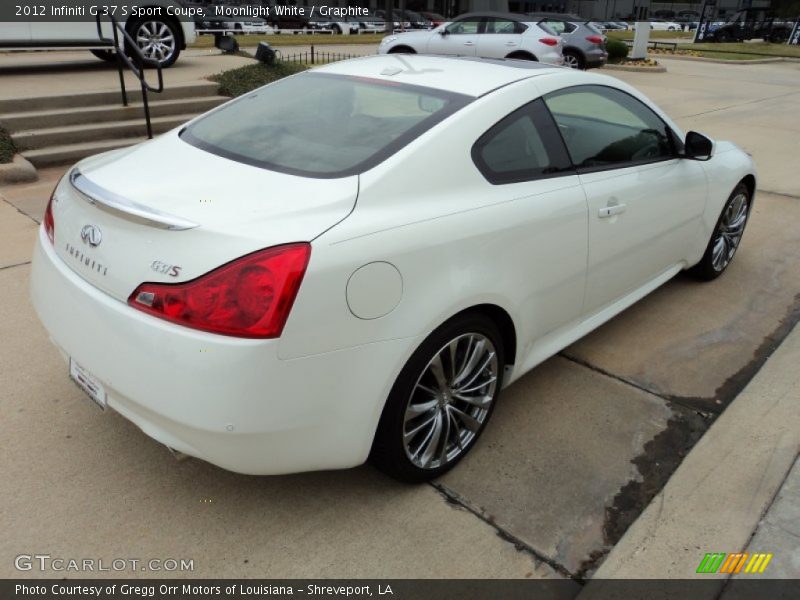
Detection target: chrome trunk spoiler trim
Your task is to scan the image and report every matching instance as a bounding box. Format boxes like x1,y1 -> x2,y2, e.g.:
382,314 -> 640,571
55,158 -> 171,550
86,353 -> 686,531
70,168 -> 200,231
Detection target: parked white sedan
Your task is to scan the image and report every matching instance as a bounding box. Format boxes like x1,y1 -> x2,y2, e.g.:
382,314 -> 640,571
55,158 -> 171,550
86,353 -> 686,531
379,11 -> 564,65
32,55 -> 755,481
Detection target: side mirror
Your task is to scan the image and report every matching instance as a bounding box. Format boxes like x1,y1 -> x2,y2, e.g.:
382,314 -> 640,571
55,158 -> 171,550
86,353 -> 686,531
439,28 -> 449,35
684,131 -> 713,160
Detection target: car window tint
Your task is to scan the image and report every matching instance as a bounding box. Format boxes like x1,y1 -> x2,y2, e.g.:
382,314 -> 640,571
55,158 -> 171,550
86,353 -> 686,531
544,85 -> 673,169
472,99 -> 572,184
541,19 -> 565,34
447,18 -> 481,34
181,73 -> 471,178
486,18 -> 521,34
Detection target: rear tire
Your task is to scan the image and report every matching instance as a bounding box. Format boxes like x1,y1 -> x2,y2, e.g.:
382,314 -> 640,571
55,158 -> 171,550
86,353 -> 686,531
370,313 -> 505,483
505,51 -> 537,61
562,49 -> 584,69
690,183 -> 751,281
126,17 -> 182,67
388,45 -> 416,54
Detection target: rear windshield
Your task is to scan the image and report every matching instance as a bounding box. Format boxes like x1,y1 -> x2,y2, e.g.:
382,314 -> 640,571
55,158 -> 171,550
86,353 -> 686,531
181,72 -> 472,178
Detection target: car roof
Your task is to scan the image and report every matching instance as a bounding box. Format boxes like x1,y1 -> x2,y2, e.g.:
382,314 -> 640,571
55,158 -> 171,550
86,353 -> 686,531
527,13 -> 586,21
312,54 -> 561,98
452,11 -> 536,22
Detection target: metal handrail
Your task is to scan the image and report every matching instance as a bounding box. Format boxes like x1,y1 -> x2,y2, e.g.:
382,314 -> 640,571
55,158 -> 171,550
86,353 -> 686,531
95,14 -> 164,139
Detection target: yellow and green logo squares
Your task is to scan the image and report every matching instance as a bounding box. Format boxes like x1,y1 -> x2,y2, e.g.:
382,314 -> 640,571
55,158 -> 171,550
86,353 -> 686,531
696,552 -> 773,574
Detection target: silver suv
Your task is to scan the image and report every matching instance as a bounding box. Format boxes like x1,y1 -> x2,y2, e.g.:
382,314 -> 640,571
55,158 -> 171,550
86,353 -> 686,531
528,13 -> 608,69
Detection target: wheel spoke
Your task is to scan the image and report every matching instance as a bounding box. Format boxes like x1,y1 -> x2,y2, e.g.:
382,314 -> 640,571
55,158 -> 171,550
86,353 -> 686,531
453,338 -> 486,387
428,353 -> 449,393
419,412 -> 444,468
448,405 -> 481,432
453,352 -> 495,393
405,398 -> 438,420
438,409 -> 452,466
404,412 -> 437,442
452,391 -> 493,409
456,375 -> 497,395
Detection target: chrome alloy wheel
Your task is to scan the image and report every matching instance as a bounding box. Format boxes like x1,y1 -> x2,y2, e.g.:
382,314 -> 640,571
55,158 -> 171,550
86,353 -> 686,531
135,21 -> 176,64
402,333 -> 499,470
711,192 -> 749,272
563,53 -> 580,68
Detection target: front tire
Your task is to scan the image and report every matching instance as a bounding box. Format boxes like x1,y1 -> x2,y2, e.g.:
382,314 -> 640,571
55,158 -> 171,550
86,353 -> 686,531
690,183 -> 751,281
370,313 -> 505,482
387,45 -> 416,54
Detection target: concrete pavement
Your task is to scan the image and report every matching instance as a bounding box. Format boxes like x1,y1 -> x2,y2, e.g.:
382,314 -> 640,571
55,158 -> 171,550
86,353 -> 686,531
0,52 -> 798,582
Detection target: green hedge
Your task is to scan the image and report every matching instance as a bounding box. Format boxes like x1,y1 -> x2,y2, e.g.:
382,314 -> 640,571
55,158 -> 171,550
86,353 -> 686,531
0,127 -> 15,164
210,61 -> 308,98
606,38 -> 630,64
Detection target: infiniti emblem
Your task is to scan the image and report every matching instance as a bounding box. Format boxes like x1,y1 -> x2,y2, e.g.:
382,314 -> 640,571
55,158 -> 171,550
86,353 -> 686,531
80,225 -> 102,248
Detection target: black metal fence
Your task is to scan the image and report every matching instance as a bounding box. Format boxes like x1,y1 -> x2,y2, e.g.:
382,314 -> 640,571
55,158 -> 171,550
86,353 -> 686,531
278,45 -> 364,65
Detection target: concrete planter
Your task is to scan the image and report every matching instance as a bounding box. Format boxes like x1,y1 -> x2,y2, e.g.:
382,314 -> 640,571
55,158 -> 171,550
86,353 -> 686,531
0,154 -> 38,184
602,62 -> 668,73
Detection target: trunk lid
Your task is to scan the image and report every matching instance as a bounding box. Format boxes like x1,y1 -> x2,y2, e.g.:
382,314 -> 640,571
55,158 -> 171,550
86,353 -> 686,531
51,131 -> 357,303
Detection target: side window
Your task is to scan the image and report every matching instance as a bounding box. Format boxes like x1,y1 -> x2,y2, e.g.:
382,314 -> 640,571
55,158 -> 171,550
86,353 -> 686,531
544,85 -> 674,170
541,19 -> 565,34
472,99 -> 572,185
447,18 -> 481,34
486,18 -> 524,34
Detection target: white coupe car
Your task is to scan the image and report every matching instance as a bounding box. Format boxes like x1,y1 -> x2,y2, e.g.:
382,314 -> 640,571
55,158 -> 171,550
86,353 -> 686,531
379,11 -> 564,65
32,55 -> 755,482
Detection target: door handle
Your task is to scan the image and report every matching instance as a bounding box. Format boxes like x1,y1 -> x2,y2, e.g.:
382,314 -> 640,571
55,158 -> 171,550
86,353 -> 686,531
598,203 -> 627,218
505,41 -> 517,46
463,41 -> 475,46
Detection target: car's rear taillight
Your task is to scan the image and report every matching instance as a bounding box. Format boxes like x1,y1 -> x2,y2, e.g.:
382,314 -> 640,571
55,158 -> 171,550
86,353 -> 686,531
586,35 -> 604,45
128,243 -> 311,338
43,189 -> 55,245
539,37 -> 559,46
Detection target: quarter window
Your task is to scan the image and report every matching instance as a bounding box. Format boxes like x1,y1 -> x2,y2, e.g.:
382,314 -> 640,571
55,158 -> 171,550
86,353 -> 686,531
486,18 -> 527,34
544,85 -> 674,170
472,99 -> 572,184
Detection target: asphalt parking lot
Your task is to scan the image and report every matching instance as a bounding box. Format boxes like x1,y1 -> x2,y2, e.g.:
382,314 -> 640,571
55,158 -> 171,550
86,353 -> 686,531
1,53 -> 799,582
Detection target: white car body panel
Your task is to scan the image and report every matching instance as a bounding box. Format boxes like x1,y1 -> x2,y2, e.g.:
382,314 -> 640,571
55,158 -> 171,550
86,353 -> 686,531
0,1 -> 195,48
30,56 -> 756,475
379,21 -> 564,65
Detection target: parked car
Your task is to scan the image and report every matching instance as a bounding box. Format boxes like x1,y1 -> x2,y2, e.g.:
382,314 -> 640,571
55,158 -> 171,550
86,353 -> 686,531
529,13 -> 607,69
379,12 -> 564,66
649,19 -> 682,31
400,10 -> 433,29
0,0 -> 195,67
32,55 -> 755,480
420,11 -> 448,27
375,10 -> 412,31
704,8 -> 792,43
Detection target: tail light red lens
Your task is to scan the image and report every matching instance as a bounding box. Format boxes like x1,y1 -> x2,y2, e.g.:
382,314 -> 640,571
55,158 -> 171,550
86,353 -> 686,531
128,243 -> 311,339
539,37 -> 559,46
586,35 -> 604,45
43,189 -> 55,245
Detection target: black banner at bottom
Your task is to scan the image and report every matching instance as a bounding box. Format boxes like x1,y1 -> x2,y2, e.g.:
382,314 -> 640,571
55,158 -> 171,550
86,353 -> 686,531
4,579 -> 800,600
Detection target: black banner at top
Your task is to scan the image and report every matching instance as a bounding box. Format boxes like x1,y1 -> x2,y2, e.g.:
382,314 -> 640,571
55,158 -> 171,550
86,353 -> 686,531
0,1 -> 376,23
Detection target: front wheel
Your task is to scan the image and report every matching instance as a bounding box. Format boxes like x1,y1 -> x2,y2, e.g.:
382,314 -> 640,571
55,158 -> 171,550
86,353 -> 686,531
690,183 -> 751,280
370,313 -> 505,482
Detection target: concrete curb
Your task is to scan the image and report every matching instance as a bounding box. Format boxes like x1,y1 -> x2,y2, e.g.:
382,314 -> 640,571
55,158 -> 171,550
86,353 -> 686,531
0,154 -> 38,184
602,63 -> 667,73
578,321 -> 800,590
654,54 -> 800,65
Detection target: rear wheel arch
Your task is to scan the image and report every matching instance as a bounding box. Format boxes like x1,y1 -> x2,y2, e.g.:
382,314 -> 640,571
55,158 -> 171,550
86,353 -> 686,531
505,50 -> 537,61
445,304 -> 517,367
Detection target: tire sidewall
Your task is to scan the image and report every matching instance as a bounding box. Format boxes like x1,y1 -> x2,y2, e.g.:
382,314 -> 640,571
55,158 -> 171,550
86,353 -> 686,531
692,183 -> 751,280
370,313 -> 505,482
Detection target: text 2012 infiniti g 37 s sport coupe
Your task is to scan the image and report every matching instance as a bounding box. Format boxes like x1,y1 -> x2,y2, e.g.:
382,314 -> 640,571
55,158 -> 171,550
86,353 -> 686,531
31,55 -> 755,482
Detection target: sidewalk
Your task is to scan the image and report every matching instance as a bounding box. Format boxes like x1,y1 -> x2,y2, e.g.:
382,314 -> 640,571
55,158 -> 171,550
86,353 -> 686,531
582,321 -> 800,590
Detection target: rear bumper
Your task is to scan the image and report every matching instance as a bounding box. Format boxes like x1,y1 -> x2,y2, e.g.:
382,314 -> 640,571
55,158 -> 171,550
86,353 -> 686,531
585,48 -> 608,68
30,228 -> 416,475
